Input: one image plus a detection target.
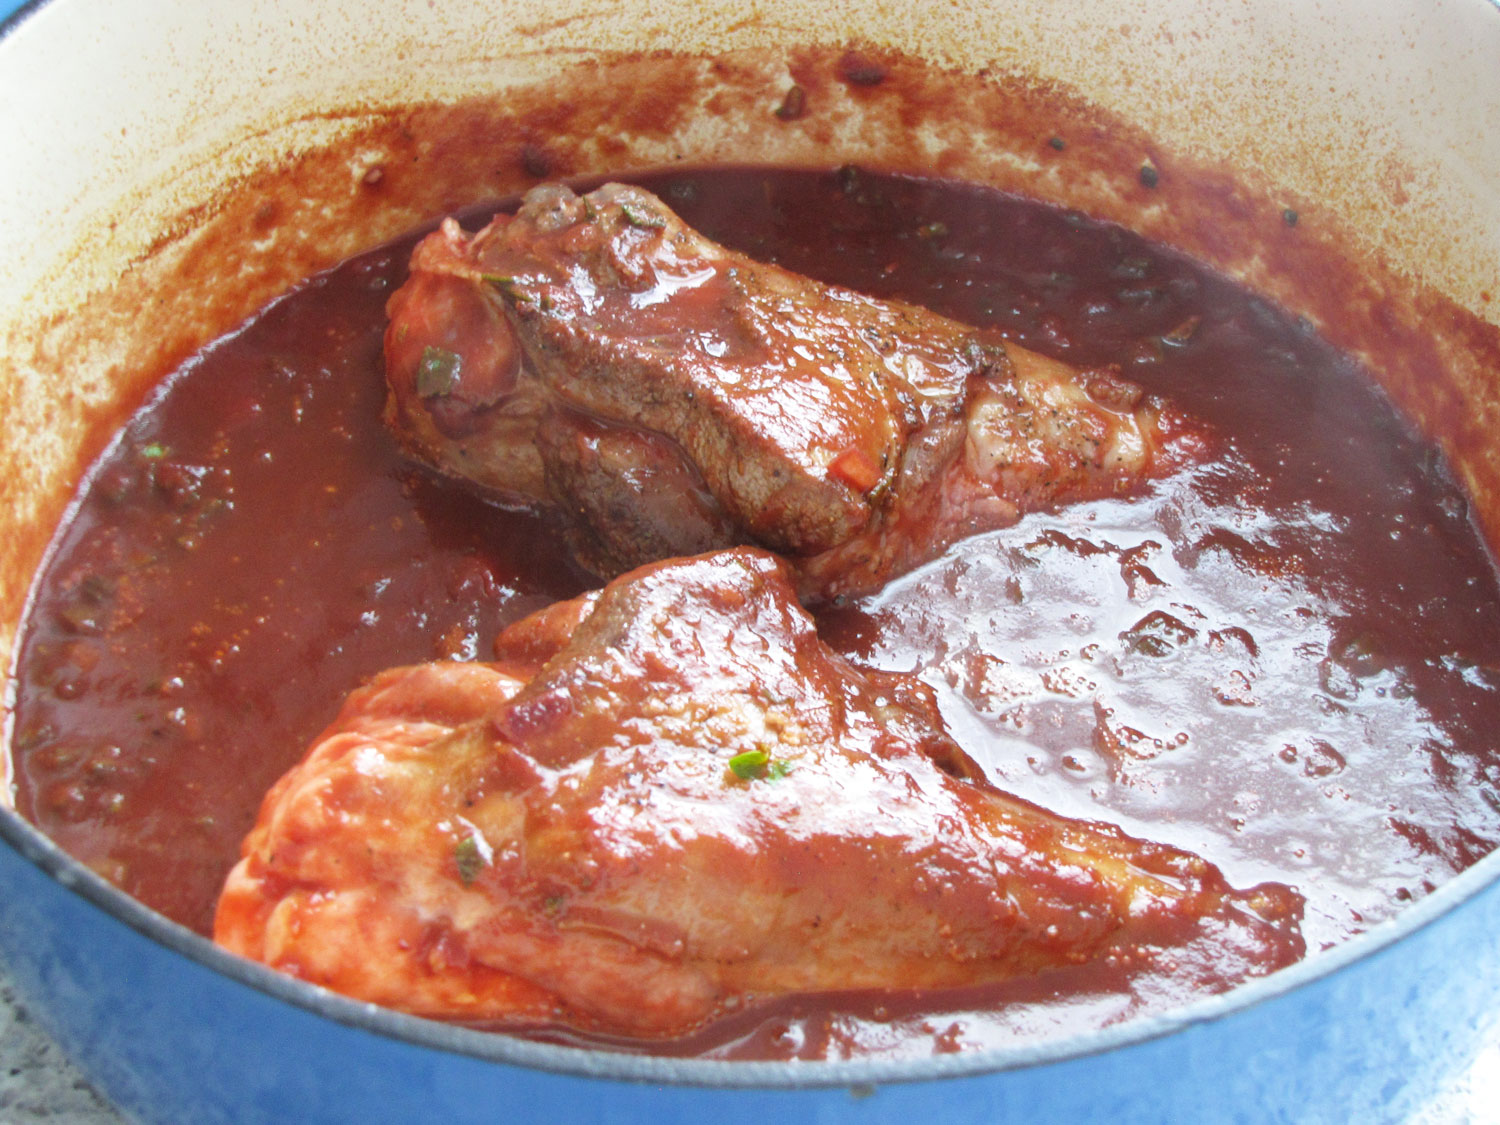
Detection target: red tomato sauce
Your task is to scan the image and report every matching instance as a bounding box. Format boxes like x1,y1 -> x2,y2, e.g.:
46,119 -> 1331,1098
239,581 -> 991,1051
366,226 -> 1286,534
10,167 -> 1500,1058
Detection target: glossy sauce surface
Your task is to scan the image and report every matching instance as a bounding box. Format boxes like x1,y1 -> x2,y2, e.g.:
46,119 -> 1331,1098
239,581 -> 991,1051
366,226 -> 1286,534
10,168 -> 1500,1058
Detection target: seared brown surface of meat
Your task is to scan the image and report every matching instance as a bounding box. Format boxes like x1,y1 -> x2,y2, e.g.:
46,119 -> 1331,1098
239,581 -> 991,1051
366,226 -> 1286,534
215,548 -> 1301,1038
385,183 -> 1204,599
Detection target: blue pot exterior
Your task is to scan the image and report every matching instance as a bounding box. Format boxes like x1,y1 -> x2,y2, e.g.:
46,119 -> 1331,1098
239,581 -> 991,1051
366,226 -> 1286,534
2,817 -> 1498,1125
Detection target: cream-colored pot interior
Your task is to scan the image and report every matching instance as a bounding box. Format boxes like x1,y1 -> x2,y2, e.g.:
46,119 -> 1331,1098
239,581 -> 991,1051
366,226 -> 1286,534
1,0 -> 1498,811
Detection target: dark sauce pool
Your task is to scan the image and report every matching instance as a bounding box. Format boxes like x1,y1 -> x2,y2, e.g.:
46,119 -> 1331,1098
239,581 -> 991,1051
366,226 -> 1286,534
10,167 -> 1500,1059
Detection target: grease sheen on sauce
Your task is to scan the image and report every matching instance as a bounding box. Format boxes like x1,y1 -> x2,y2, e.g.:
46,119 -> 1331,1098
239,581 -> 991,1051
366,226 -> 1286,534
10,168 -> 1500,1060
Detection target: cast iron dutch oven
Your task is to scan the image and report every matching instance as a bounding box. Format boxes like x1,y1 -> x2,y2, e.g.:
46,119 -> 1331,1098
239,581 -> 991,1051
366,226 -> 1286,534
1,1 -> 1498,1121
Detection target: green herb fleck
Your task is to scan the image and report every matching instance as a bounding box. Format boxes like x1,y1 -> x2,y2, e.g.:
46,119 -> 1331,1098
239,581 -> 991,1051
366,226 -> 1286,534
774,84 -> 807,121
140,442 -> 169,460
1048,136 -> 1066,151
482,272 -> 526,297
1139,163 -> 1159,189
483,274 -> 536,306
1283,208 -> 1299,227
728,749 -> 791,782
620,202 -> 667,230
416,346 -> 462,398
454,835 -> 484,886
729,749 -> 769,779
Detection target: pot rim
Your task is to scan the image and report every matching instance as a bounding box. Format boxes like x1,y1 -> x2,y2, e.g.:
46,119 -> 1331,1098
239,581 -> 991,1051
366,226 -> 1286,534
0,0 -> 44,42
3,797 -> 1498,1088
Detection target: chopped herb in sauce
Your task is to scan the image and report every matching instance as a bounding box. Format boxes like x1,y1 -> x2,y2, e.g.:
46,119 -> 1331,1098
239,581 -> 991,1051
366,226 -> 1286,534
416,346 -> 463,398
774,85 -> 808,121
454,835 -> 484,886
728,749 -> 791,781
620,202 -> 667,230
482,275 -> 530,308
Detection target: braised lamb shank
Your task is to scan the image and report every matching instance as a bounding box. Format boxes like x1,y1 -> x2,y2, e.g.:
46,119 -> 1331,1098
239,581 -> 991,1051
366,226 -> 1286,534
216,549 -> 1302,1037
384,182 -> 1203,599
